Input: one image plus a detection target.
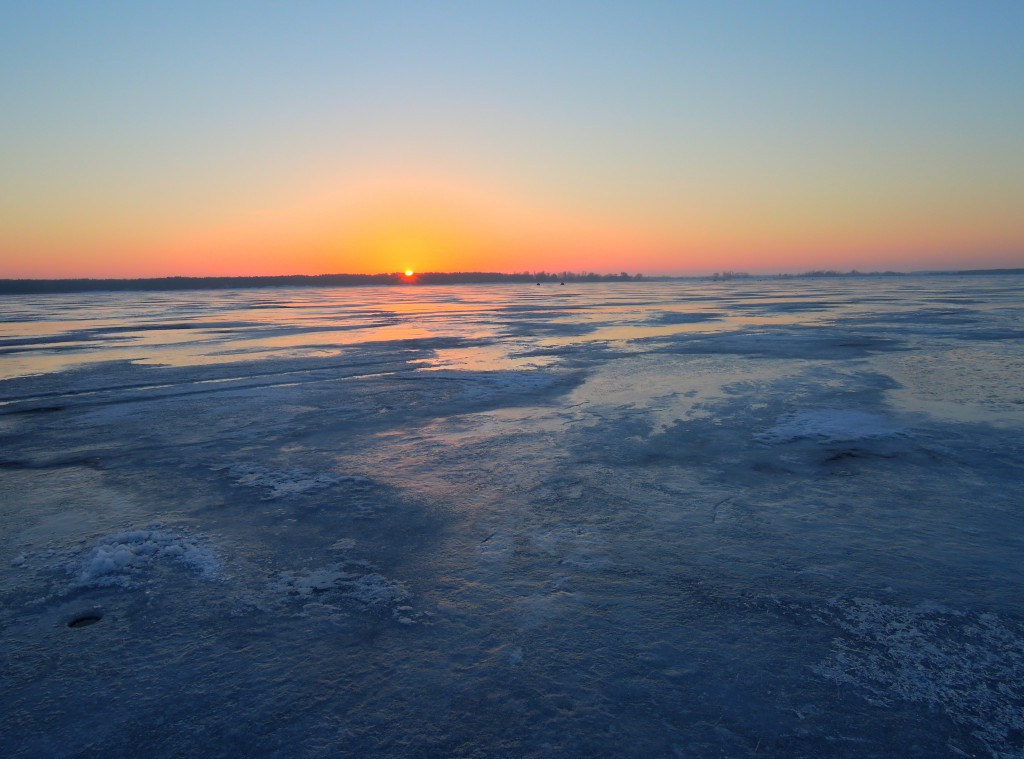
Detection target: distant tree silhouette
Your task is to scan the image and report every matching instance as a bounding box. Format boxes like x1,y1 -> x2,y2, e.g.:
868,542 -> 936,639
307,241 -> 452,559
0,271 -> 648,294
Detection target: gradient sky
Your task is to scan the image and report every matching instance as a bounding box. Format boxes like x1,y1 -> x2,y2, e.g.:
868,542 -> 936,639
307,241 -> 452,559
2,1 -> 1023,278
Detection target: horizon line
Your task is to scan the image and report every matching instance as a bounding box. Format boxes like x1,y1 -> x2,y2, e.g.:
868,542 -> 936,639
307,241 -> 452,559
2,267 -> 1023,295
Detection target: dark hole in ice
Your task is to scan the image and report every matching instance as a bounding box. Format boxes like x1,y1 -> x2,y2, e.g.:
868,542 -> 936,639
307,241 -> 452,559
68,614 -> 102,629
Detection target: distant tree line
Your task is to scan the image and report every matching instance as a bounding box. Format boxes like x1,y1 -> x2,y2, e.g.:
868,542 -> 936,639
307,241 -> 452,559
943,268 -> 1024,276
771,269 -> 907,278
3,267 -> 1017,294
0,271 -> 645,295
710,269 -> 910,280
708,271 -> 752,280
430,271 -> 643,284
707,268 -> 1024,280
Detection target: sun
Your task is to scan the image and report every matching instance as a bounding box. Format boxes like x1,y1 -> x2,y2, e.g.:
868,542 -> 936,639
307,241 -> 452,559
404,269 -> 414,277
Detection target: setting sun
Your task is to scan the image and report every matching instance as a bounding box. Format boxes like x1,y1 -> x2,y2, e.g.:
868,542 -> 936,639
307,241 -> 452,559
404,269 -> 414,277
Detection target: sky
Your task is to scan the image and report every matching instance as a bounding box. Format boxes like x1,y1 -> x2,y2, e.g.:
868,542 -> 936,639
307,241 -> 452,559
2,1 -> 1023,278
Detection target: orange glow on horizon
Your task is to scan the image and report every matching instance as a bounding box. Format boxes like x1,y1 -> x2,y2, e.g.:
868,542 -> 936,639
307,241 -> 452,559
2,161 -> 1022,279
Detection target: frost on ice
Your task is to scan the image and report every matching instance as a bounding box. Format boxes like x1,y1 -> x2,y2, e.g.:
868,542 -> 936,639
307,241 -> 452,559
272,562 -> 413,615
814,598 -> 1024,758
218,462 -> 366,500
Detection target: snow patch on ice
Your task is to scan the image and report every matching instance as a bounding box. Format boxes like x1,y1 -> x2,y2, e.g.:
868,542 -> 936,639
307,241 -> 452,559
347,574 -> 411,608
219,462 -> 367,499
272,561 -> 421,621
814,597 -> 1024,757
756,409 -> 902,445
71,526 -> 219,587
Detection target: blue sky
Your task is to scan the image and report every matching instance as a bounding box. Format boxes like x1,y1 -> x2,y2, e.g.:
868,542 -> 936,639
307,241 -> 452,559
2,1 -> 1022,276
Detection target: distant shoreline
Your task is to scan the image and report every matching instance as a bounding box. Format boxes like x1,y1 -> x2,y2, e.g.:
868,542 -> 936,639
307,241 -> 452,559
0,268 -> 1021,295
0,271 -> 639,295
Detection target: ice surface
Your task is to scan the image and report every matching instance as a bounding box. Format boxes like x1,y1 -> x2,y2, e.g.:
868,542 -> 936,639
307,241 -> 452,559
271,564 -> 410,611
2,276 -> 1023,757
219,462 -> 364,500
813,598 -> 1024,757
755,409 -> 902,444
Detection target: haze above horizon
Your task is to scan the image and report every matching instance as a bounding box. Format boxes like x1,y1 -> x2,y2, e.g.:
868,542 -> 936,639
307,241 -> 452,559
2,2 -> 1022,279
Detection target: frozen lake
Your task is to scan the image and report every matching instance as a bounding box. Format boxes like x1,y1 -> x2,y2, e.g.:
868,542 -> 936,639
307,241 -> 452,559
2,276 -> 1023,757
